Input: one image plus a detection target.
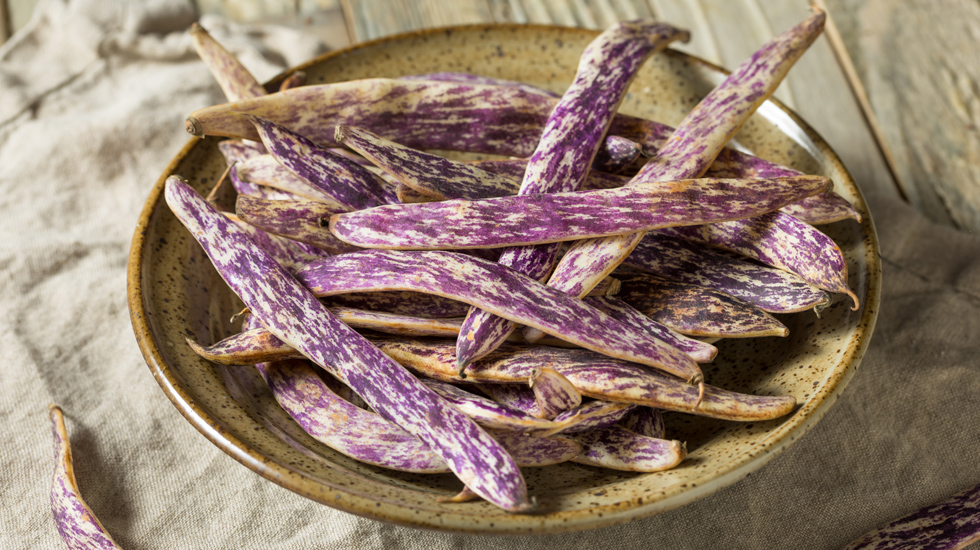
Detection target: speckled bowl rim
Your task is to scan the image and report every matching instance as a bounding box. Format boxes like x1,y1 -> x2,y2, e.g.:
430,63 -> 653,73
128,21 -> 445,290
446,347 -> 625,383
128,23 -> 881,535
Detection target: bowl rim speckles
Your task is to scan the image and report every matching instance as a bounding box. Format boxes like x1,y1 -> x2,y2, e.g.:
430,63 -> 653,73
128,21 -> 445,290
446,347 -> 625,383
127,23 -> 881,534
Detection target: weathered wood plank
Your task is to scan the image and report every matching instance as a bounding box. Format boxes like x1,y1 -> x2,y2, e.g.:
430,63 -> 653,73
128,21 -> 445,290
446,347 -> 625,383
824,0 -> 980,230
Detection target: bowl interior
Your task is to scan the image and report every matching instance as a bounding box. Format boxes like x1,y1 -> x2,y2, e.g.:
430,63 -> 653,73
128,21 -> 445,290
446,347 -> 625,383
129,24 -> 880,534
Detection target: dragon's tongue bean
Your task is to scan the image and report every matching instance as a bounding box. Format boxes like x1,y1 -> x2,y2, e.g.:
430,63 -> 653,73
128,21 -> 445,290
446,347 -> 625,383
530,368 -> 583,419
372,338 -> 796,422
399,72 -> 560,97
781,192 -> 862,225
165,176 -> 530,512
530,10 -> 829,338
235,195 -> 359,255
223,213 -> 329,273
618,407 -> 666,439
551,400 -> 637,434
593,135 -> 642,174
247,116 -> 398,210
229,163 -> 295,201
624,232 -> 831,314
842,482 -> 980,550
260,360 -> 582,471
570,425 -> 686,472
189,23 -> 265,102
49,405 -> 122,550
218,139 -> 266,166
478,384 -> 541,416
450,21 -> 686,373
657,210 -> 858,308
237,155 -> 349,208
328,175 -> 831,250
612,270 -> 789,338
420,379 -> 587,435
584,295 -> 718,362
293,250 -> 702,384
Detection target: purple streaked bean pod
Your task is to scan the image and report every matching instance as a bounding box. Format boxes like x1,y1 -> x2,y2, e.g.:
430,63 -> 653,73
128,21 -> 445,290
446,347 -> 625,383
532,10 -> 828,338
49,405 -> 122,550
624,232 -> 830,313
224,213 -> 330,273
329,175 -> 830,250
334,125 -> 526,203
247,116 -> 399,210
584,295 -> 718,362
781,192 -> 862,225
218,139 -> 265,166
165,176 -> 530,511
657,209 -> 858,308
229,163 -> 296,201
420,378 -> 588,435
399,72 -> 559,97
322,291 -> 471,318
396,183 -> 434,204
189,23 -> 266,102
373,338 -> 796,422
188,328 -> 299,365
259,360 -> 582,471
326,308 -> 463,337
842,483 -> 980,550
478,384 -> 541,416
235,195 -> 359,254
618,407 -> 666,439
237,155 -> 349,208
455,21 -> 688,374
569,425 -> 685,472
551,400 -> 636,434
613,270 -> 788,338
293,250 -> 702,384
529,367 -> 582,419
592,135 -> 642,174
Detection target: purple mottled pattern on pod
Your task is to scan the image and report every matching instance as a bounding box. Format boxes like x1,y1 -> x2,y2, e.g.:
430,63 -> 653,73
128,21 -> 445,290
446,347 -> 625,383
535,11 -> 827,332
257,359 -> 451,473
188,328 -> 301,365
420,378 -> 589,435
238,154 -> 348,207
479,384 -> 541,416
217,139 -> 265,166
330,175 -> 829,250
455,21 -> 688,371
235,195 -> 359,254
615,271 -> 788,337
229,163 -> 296,201
619,407 -> 666,439
224,213 -> 329,273
570,425 -> 685,472
843,483 -> 980,550
322,291 -> 470,318
335,125 -> 521,203
49,406 -> 122,550
326,308 -> 463,337
781,192 -> 862,225
399,72 -> 560,97
584,295 -> 718,362
372,338 -> 796,422
293,250 -> 701,383
593,135 -> 641,174
551,400 -> 636,433
164,177 -> 530,511
248,116 -> 398,210
625,232 -> 830,313
258,360 -> 582,470
395,183 -> 434,204
530,367 -> 583,419
657,209 -> 857,307
189,23 -> 266,102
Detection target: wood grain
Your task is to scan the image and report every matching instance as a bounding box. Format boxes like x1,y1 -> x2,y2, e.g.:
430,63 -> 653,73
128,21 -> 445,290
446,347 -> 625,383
825,0 -> 980,230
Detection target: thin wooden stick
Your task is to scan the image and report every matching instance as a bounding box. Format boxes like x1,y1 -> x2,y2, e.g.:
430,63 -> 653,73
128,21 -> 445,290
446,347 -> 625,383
809,0 -> 909,203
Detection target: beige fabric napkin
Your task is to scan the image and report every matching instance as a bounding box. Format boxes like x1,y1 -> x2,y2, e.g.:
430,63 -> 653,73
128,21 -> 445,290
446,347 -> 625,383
2,1 -> 979,548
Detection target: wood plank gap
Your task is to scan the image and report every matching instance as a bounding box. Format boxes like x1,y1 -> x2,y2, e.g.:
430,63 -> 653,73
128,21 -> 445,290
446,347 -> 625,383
811,0 -> 909,203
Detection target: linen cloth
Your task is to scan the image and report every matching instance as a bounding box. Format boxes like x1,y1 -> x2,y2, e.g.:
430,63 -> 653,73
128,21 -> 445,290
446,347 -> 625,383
2,0 -> 978,548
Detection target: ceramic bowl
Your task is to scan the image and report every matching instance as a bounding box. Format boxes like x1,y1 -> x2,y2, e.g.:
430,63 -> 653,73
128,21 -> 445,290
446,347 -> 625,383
128,24 -> 881,534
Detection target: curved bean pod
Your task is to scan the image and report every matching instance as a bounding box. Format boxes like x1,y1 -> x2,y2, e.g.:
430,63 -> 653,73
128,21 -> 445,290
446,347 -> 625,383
530,368 -> 582,419
570,425 -> 685,472
165,176 -> 531,511
49,405 -> 122,550
293,250 -> 702,384
189,23 -> 265,101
